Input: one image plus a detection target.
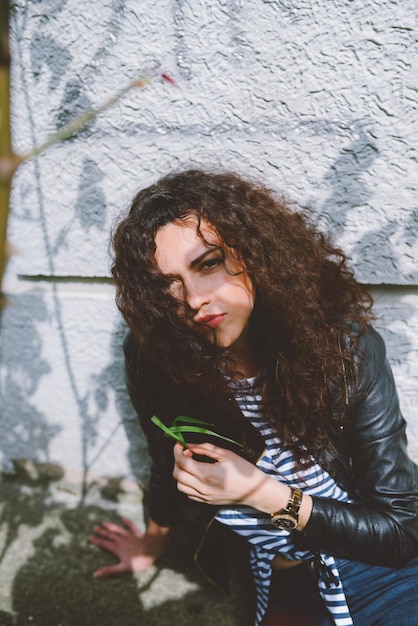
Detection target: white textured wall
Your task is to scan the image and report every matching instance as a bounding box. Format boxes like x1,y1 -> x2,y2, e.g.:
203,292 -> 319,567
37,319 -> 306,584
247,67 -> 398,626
1,0 -> 417,480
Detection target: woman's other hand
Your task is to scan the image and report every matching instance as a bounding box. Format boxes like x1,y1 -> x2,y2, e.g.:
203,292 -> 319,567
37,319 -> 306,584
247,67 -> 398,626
89,517 -> 172,578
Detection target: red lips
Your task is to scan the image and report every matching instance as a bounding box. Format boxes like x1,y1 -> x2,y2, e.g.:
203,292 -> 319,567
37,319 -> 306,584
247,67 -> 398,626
196,314 -> 225,329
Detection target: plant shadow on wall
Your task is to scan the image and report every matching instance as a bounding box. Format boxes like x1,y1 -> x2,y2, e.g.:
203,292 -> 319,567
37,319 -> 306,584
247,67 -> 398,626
8,1 -> 110,491
0,291 -> 60,470
3,0 -> 173,492
91,319 -> 151,486
313,127 -> 417,366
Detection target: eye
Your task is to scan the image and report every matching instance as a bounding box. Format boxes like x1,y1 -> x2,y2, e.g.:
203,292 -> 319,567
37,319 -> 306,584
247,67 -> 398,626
200,256 -> 222,271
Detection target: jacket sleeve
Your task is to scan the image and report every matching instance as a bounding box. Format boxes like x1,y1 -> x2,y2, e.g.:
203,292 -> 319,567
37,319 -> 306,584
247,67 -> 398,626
300,326 -> 418,566
123,333 -> 180,528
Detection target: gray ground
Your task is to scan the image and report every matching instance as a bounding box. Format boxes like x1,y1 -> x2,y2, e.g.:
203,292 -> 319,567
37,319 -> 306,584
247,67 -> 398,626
0,461 -> 250,626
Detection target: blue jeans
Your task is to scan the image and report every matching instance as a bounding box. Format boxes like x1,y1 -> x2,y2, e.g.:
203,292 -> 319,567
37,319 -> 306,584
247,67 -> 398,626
268,557 -> 418,625
335,556 -> 418,625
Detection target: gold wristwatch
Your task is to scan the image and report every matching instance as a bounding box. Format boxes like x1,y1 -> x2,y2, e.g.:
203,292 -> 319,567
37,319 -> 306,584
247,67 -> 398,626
270,488 -> 302,530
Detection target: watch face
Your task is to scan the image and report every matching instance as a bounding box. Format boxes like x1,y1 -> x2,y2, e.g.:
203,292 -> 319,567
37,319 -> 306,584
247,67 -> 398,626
270,514 -> 298,531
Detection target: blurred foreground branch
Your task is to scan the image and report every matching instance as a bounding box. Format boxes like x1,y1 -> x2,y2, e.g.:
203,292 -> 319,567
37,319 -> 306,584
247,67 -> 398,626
0,0 -> 11,305
0,0 -> 173,300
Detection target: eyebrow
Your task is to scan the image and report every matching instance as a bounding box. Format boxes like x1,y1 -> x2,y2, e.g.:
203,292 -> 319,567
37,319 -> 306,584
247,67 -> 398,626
189,246 -> 221,269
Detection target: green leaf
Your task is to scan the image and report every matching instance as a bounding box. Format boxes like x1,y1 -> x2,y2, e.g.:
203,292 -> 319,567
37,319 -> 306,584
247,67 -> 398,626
151,415 -> 188,448
170,425 -> 243,448
172,415 -> 215,428
151,415 -> 243,450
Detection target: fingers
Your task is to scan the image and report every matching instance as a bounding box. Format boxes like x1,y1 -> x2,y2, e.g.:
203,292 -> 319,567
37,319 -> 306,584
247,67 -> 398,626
187,443 -> 224,461
173,443 -> 193,467
173,442 -> 232,502
173,443 -> 221,482
94,562 -> 130,578
92,521 -> 144,539
172,445 -> 199,478
89,520 -> 144,557
91,523 -> 128,540
121,518 -> 145,539
89,534 -> 120,555
172,453 -> 207,496
173,465 -> 203,494
173,442 -> 223,472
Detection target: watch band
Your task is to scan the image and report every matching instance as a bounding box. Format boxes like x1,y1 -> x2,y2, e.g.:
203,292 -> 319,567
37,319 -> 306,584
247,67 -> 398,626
270,487 -> 303,530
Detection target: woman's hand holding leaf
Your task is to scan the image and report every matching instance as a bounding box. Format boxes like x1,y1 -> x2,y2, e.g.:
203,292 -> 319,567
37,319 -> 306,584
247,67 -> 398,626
172,442 -> 275,508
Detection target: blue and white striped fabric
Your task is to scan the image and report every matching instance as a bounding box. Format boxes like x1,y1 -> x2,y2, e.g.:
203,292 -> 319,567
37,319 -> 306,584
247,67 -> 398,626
216,380 -> 353,626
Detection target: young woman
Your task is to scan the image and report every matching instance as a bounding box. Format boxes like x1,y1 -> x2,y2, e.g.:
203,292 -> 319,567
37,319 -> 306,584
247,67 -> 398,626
90,169 -> 418,626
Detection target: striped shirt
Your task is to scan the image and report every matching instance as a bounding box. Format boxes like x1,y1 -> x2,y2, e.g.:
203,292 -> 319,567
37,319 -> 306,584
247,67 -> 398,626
216,380 -> 353,626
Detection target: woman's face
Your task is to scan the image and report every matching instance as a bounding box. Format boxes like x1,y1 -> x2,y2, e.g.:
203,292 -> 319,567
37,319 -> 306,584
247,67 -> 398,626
154,216 -> 255,356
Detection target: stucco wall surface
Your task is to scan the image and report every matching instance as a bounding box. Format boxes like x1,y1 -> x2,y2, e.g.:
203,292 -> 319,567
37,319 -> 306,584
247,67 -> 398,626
1,0 -> 417,479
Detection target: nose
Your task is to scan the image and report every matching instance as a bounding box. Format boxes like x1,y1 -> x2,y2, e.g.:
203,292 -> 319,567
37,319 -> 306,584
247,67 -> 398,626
183,277 -> 210,313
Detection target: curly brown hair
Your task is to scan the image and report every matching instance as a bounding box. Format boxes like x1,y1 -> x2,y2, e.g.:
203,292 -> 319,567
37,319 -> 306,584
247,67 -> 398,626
112,169 -> 373,465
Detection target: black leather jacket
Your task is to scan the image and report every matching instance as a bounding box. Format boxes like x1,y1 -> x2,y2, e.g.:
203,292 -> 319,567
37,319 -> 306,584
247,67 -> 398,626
124,325 -> 418,590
